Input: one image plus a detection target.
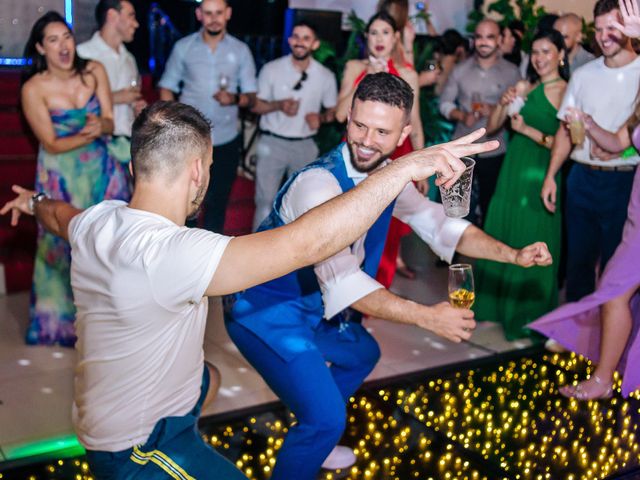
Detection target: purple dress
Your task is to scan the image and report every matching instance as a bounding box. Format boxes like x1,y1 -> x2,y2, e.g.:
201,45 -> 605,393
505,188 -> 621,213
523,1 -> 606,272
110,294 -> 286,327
530,167 -> 640,397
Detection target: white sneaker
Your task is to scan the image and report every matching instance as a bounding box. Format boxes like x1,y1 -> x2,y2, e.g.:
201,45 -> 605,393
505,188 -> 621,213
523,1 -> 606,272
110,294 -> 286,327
321,445 -> 356,470
544,338 -> 566,353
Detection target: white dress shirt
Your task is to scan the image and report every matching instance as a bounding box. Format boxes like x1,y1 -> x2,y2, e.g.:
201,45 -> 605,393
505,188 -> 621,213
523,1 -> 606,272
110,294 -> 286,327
77,32 -> 139,137
280,144 -> 470,319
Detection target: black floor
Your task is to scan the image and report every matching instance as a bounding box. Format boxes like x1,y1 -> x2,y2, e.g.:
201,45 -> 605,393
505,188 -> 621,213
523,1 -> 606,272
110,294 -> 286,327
2,348 -> 640,480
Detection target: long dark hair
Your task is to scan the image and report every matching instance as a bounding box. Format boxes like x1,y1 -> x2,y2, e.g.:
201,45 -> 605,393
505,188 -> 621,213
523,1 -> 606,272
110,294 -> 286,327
526,29 -> 570,84
21,11 -> 87,85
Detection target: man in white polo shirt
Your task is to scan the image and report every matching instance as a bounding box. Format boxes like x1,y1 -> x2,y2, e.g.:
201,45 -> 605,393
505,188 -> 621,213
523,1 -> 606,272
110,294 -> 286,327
251,20 -> 338,229
77,0 -> 146,141
542,0 -> 640,302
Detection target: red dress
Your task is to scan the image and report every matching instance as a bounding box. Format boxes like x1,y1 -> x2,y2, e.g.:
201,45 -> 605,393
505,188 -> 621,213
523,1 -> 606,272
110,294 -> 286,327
352,60 -> 414,289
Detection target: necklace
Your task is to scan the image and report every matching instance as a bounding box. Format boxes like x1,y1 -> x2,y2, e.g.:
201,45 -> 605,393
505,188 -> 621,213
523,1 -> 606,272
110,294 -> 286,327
542,77 -> 562,85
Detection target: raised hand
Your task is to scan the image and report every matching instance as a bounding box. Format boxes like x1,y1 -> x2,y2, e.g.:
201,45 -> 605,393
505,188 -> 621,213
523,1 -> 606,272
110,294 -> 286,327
404,128 -> 499,188
612,0 -> 640,38
515,241 -> 553,267
499,87 -> 518,107
0,185 -> 36,226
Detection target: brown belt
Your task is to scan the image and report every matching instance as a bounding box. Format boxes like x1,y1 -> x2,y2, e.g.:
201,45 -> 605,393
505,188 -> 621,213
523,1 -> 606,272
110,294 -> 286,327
586,164 -> 636,172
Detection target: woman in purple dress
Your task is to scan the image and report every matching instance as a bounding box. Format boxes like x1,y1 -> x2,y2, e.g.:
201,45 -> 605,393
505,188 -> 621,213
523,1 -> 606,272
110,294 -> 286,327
530,0 -> 640,398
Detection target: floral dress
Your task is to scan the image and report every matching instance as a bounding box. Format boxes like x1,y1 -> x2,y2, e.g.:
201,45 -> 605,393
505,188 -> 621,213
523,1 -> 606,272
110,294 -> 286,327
27,94 -> 131,346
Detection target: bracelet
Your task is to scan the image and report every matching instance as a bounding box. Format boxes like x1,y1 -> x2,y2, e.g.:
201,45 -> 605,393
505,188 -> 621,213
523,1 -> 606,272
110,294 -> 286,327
29,192 -> 49,214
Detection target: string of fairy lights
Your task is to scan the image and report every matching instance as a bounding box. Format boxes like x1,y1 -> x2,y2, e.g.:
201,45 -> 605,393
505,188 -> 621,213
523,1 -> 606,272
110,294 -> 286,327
2,351 -> 639,479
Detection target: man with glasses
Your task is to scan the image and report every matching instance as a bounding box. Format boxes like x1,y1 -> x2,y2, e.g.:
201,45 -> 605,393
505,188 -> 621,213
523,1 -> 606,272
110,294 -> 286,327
159,0 -> 257,234
251,20 -> 337,229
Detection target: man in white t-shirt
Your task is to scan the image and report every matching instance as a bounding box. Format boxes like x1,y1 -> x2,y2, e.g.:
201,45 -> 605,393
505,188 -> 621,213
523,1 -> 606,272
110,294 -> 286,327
251,20 -> 338,229
77,0 -> 145,139
1,100 -> 499,479
542,0 -> 640,303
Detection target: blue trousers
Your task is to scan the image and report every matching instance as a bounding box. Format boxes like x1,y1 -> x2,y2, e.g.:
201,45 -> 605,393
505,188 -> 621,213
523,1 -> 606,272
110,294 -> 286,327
86,367 -> 246,480
565,164 -> 635,301
226,318 -> 380,480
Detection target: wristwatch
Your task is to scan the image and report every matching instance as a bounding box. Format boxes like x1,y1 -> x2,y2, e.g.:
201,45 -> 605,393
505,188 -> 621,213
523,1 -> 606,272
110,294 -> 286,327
540,134 -> 551,146
29,192 -> 49,213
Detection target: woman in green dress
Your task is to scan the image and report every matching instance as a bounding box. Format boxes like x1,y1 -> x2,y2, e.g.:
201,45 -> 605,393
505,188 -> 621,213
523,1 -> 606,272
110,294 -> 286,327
474,29 -> 569,340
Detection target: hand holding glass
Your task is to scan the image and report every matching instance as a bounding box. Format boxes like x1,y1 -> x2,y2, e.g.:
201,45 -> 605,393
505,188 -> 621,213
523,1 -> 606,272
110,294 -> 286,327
448,264 -> 475,309
438,156 -> 475,218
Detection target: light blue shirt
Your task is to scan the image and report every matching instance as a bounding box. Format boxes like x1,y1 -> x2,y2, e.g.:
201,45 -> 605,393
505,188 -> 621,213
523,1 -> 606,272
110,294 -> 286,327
158,30 -> 257,146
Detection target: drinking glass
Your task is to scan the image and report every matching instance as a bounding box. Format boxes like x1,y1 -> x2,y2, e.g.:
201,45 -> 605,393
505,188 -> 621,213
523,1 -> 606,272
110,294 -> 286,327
567,109 -> 585,145
130,74 -> 142,90
438,156 -> 475,218
448,264 -> 475,309
219,73 -> 230,91
471,92 -> 483,114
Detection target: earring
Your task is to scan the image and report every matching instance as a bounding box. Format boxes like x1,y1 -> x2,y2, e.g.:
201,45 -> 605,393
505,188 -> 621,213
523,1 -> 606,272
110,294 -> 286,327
559,58 -> 565,67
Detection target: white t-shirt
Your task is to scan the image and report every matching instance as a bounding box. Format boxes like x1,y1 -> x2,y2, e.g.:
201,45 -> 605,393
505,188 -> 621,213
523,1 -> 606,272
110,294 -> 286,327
77,32 -> 139,137
258,55 -> 337,138
68,200 -> 231,452
558,56 -> 640,166
279,144 -> 470,319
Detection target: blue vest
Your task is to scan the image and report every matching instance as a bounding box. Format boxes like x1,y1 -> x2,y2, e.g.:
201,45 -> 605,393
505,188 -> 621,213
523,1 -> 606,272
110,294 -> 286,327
229,144 -> 395,361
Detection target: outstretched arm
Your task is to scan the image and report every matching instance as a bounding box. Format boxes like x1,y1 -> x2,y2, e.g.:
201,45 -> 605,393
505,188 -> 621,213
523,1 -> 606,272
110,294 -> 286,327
456,224 -> 552,267
0,185 -> 81,241
207,129 -> 500,295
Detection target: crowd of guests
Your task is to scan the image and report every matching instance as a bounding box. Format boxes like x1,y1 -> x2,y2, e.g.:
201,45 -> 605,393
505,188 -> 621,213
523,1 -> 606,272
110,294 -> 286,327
5,0 -> 640,476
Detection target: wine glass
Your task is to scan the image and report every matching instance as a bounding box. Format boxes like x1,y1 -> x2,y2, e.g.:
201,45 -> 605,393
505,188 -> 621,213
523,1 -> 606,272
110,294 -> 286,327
130,74 -> 142,90
219,73 -> 230,91
448,264 -> 475,309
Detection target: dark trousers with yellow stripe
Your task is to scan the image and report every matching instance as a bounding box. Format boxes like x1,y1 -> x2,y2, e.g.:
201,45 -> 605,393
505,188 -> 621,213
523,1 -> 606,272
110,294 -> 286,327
86,367 -> 246,479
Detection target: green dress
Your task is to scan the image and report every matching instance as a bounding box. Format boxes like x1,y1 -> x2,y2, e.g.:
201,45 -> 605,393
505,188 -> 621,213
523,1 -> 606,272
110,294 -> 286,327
474,83 -> 562,340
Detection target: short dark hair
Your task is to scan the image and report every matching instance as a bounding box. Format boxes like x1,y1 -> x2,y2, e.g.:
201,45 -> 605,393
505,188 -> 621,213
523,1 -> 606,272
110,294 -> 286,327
292,20 -> 319,38
366,10 -> 398,33
352,72 -> 414,121
594,0 -> 620,18
95,0 -> 123,29
131,101 -> 212,181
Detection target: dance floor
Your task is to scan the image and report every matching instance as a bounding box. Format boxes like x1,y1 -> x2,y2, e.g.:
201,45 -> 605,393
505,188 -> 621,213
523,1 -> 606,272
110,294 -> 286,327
1,235 -> 638,479
2,350 -> 640,479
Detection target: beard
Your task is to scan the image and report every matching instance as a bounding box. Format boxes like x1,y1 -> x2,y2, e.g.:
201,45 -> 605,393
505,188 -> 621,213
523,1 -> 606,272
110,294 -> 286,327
206,28 -> 223,37
347,140 -> 392,173
292,49 -> 312,61
187,183 -> 207,221
475,45 -> 498,59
